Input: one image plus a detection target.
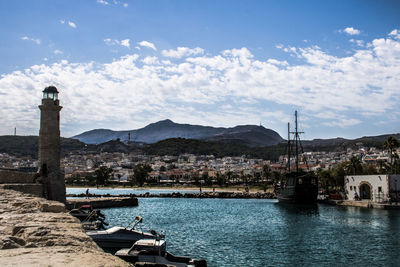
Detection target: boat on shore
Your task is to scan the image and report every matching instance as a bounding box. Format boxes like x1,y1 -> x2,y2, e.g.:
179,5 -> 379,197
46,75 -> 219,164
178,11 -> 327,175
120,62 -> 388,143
115,238 -> 207,267
276,111 -> 318,204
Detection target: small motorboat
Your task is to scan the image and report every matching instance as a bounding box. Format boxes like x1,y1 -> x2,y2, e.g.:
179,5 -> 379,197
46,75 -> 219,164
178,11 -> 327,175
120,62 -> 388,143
86,216 -> 156,251
115,238 -> 207,267
69,205 -> 109,230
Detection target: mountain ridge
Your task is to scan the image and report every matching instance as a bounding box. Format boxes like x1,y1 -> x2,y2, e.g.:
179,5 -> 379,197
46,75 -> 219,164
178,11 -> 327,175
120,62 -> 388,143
72,119 -> 284,147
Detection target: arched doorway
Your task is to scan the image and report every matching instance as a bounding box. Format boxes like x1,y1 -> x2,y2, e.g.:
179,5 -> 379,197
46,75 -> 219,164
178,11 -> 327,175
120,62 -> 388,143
359,183 -> 371,200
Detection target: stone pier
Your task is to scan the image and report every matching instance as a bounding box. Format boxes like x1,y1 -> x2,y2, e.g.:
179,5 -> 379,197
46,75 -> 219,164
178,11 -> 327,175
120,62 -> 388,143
0,189 -> 129,266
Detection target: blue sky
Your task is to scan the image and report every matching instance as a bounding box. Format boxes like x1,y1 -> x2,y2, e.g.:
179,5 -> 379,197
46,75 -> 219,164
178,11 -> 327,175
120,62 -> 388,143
0,0 -> 399,140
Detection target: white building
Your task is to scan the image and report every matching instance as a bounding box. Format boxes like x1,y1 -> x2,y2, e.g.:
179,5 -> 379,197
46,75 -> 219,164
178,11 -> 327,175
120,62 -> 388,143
345,174 -> 400,202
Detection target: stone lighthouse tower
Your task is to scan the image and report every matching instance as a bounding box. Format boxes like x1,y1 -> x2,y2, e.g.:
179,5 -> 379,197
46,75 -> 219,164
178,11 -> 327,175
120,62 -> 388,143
38,86 -> 66,203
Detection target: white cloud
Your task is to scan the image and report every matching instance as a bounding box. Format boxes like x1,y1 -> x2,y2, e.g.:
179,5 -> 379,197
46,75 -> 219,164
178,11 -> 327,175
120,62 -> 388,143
138,41 -> 157,51
68,21 -> 77,28
120,39 -> 130,48
343,27 -> 361,35
104,38 -> 130,49
389,29 -> 400,39
97,0 -> 127,7
104,38 -> 118,46
142,56 -> 159,65
2,30 -> 400,137
53,49 -> 63,55
21,36 -> 41,45
267,59 -> 288,66
349,39 -> 364,47
161,47 -> 204,58
60,20 -> 77,28
324,118 -> 361,128
97,0 -> 109,5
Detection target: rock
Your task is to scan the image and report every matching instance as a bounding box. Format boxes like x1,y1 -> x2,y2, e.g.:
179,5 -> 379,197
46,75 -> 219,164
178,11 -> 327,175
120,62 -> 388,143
0,188 -> 130,266
38,202 -> 66,213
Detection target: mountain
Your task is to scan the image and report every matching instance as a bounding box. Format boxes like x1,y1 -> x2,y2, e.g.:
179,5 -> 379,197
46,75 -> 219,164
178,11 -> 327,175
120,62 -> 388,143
72,119 -> 284,147
302,133 -> 400,151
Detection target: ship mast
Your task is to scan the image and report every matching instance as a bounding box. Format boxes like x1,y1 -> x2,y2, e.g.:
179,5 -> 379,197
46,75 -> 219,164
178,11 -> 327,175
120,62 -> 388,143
295,111 -> 299,173
290,110 -> 303,174
287,122 -> 291,172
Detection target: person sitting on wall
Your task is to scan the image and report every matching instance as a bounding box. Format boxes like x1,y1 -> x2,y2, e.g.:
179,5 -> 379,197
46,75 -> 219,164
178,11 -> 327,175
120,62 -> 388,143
354,191 -> 359,201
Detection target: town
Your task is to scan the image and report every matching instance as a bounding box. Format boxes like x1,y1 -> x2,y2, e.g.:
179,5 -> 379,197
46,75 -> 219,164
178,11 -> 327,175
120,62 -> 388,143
1,139 -> 398,189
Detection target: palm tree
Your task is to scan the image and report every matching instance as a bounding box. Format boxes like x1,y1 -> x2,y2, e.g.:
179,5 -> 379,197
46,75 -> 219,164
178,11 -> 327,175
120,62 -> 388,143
383,136 -> 400,173
345,156 -> 363,175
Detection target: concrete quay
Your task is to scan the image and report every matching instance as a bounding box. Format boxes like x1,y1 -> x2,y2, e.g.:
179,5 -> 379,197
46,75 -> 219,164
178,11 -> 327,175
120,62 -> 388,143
321,199 -> 400,209
0,188 -> 130,267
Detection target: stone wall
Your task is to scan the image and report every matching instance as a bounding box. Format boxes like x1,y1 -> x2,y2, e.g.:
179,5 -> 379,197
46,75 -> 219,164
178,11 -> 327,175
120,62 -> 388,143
0,169 -> 36,184
0,184 -> 43,197
0,189 -> 129,267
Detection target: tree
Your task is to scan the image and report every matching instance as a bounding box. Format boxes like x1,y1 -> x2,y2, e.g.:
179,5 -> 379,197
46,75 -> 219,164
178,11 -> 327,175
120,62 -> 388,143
94,166 -> 113,186
271,171 -> 281,184
130,164 -> 152,186
383,136 -> 400,174
226,171 -> 233,184
345,156 -> 363,175
254,172 -> 262,185
85,175 -> 96,186
216,173 -> 226,186
316,168 -> 332,193
332,163 -> 346,190
376,159 -> 387,174
262,164 -> 271,181
362,163 -> 378,175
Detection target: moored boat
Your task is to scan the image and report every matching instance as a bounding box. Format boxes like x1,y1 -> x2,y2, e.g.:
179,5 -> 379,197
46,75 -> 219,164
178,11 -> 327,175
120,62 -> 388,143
276,111 -> 318,203
276,171 -> 318,203
86,216 -> 157,252
115,238 -> 207,267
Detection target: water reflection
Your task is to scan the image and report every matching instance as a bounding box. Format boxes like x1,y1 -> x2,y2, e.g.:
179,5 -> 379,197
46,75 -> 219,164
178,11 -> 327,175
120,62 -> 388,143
275,202 -> 319,216
85,191 -> 400,267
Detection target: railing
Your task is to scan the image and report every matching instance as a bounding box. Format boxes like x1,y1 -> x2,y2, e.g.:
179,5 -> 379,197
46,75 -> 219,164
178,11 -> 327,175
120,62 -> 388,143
373,193 -> 388,203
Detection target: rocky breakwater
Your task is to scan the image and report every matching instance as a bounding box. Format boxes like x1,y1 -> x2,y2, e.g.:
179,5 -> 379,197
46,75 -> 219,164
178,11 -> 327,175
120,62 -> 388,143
68,191 -> 276,199
0,189 -> 129,267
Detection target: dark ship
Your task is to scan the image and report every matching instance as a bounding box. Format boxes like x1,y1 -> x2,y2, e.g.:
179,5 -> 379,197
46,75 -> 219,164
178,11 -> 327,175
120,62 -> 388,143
276,111 -> 318,203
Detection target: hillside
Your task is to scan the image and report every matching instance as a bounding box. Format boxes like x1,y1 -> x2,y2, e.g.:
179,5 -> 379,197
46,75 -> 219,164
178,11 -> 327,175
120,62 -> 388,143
72,119 -> 284,147
0,133 -> 398,161
141,138 -> 287,160
0,136 -> 88,158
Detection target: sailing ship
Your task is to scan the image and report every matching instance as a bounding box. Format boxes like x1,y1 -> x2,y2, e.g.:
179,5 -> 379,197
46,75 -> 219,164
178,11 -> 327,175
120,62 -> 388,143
276,111 -> 318,203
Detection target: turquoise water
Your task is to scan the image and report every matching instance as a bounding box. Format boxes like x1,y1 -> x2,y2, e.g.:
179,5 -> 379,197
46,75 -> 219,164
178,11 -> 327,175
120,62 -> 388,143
67,189 -> 400,267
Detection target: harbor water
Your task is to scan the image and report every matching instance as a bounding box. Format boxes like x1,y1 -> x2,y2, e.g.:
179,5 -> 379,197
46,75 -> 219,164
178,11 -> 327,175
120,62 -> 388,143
67,188 -> 400,267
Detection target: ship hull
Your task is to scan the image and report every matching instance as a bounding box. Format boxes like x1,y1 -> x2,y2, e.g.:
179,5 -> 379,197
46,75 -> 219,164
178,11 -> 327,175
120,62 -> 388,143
277,176 -> 318,204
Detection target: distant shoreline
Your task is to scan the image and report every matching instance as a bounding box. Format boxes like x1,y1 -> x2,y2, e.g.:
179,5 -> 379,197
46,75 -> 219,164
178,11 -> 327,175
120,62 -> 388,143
66,185 -> 273,194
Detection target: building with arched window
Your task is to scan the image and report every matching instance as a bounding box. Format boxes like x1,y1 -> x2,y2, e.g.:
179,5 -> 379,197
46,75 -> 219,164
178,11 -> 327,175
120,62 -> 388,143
345,175 -> 400,203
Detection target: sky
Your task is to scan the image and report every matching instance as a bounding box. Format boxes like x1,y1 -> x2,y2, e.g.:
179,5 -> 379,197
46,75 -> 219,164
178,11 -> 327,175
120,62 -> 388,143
0,0 -> 399,140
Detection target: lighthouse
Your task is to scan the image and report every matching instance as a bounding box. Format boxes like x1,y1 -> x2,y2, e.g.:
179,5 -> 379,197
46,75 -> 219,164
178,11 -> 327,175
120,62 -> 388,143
38,86 -> 66,203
